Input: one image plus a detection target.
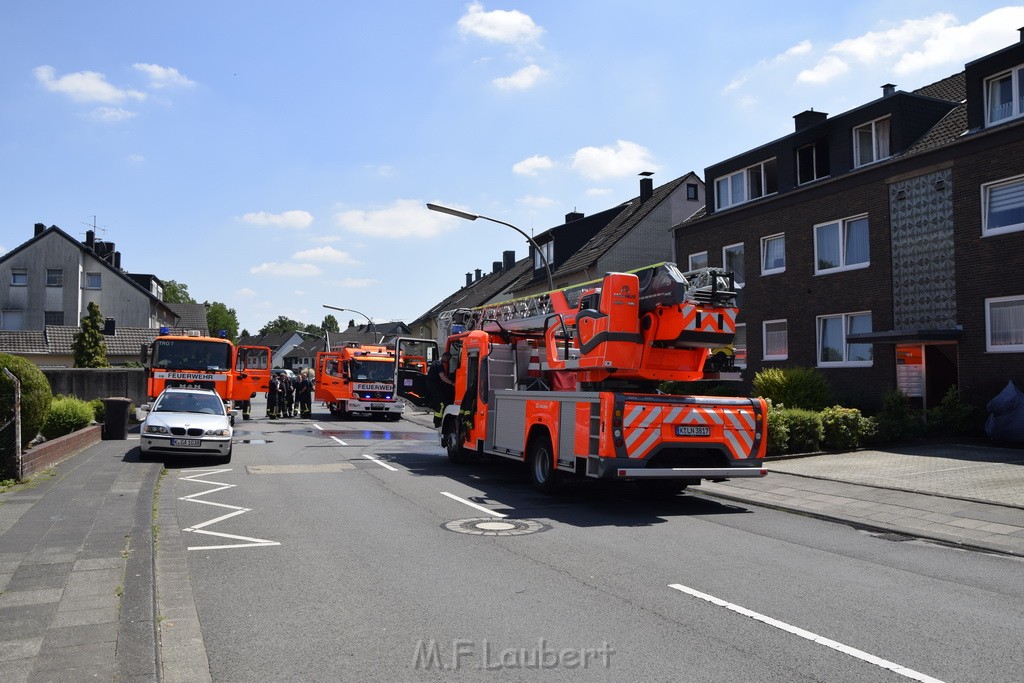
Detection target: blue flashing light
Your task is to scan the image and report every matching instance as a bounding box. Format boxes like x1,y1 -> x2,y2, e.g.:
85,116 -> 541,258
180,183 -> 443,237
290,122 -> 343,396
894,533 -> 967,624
159,326 -> 170,335
218,329 -> 228,338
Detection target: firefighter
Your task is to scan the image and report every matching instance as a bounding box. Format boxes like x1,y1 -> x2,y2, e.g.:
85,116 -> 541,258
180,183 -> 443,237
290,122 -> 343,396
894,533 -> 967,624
282,373 -> 296,417
235,398 -> 252,420
266,373 -> 282,419
296,369 -> 314,418
426,352 -> 455,428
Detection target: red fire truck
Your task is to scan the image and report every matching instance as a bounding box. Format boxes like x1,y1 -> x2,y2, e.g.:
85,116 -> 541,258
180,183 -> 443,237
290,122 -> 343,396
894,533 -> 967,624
142,330 -> 271,404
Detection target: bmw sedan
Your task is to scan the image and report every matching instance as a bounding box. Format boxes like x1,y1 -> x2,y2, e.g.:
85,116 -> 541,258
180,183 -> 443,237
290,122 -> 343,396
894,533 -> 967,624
140,387 -> 235,462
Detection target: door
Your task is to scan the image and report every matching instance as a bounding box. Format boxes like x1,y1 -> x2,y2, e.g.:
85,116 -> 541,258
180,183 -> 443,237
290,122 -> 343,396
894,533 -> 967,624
234,346 -> 272,400
393,337 -> 438,407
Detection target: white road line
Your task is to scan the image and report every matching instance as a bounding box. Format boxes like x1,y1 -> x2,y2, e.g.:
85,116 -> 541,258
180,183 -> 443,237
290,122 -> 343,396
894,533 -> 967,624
359,453 -> 399,471
330,435 -> 348,446
668,584 -> 944,683
440,491 -> 508,518
178,469 -> 280,551
313,423 -> 323,431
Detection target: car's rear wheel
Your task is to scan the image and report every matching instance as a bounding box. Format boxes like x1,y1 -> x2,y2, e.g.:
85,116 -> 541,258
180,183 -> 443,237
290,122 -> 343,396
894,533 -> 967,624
528,434 -> 558,494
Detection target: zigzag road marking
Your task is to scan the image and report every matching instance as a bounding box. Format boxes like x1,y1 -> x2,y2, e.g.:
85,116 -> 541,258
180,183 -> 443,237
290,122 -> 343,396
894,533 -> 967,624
178,469 -> 281,551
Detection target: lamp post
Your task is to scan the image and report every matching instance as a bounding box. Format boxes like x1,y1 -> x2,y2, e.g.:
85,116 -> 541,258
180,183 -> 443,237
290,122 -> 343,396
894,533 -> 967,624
426,203 -> 554,292
322,305 -> 381,344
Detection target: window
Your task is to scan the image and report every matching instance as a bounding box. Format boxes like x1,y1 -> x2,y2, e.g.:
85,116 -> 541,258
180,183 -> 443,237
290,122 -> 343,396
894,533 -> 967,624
46,269 -> 63,287
797,142 -> 829,184
733,323 -> 747,368
817,312 -> 872,366
723,243 -> 744,286
44,311 -> 64,326
986,296 -> 1024,352
534,241 -> 554,272
761,234 -> 785,274
11,269 -> 27,286
853,117 -> 890,167
763,319 -> 788,360
815,215 -> 869,273
986,64 -> 1024,125
1,310 -> 24,330
715,158 -> 777,209
686,183 -> 699,201
983,175 -> 1024,236
84,272 -> 102,289
688,251 -> 708,270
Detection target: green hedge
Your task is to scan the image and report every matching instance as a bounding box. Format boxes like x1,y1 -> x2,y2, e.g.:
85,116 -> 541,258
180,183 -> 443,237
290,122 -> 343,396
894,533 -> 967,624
41,396 -> 95,440
753,367 -> 833,411
781,408 -> 824,453
0,353 -> 53,450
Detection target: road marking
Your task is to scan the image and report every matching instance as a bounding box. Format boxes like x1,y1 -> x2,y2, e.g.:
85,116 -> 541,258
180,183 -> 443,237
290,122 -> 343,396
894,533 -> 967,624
668,584 -> 944,683
359,453 -> 398,471
441,491 -> 508,518
178,469 -> 281,551
330,435 -> 348,446
313,424 -> 323,430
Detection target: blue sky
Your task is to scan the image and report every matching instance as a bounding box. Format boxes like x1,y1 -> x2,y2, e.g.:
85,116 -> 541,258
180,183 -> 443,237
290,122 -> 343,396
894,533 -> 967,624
2,1 -> 1022,335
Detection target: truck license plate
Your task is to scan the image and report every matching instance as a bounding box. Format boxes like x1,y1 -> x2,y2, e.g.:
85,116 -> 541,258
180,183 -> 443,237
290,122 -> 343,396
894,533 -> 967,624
675,425 -> 710,437
371,403 -> 384,409
171,438 -> 201,447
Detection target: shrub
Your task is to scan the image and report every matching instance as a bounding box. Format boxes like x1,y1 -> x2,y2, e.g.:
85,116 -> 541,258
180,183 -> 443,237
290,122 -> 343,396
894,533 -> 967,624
765,400 -> 789,456
89,398 -> 105,423
752,367 -> 833,411
925,386 -> 983,437
0,353 -> 53,450
780,408 -> 823,453
873,389 -> 923,442
820,406 -> 865,450
41,397 -> 95,440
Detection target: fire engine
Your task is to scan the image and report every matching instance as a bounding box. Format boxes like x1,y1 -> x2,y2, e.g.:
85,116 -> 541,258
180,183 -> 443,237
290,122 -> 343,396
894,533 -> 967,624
141,329 -> 272,404
315,343 -> 407,420
409,263 -> 768,495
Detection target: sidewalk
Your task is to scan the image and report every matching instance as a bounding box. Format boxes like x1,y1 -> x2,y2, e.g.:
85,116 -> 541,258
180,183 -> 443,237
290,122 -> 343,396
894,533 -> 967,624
0,437 -> 159,683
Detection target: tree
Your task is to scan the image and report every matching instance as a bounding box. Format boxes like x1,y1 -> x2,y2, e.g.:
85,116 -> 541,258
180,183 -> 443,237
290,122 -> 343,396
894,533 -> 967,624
72,302 -> 110,368
163,279 -> 196,304
240,328 -> 250,338
0,353 -> 53,455
321,315 -> 340,333
258,316 -> 306,336
206,301 -> 239,341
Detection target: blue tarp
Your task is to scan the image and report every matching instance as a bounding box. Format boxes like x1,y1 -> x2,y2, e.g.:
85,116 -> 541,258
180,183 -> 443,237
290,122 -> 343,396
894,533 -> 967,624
985,380 -> 1024,443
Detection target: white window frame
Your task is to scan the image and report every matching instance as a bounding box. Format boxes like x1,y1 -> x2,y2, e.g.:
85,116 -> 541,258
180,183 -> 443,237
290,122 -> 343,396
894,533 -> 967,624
985,295 -> 1024,352
722,243 -> 744,286
84,272 -> 102,289
761,233 -> 785,275
853,116 -> 890,168
714,158 -> 777,210
985,64 -> 1024,125
814,214 -> 869,274
688,251 -> 708,271
796,142 -> 826,185
534,241 -> 554,272
763,319 -> 788,361
982,174 -> 1024,237
817,311 -> 873,367
11,269 -> 27,286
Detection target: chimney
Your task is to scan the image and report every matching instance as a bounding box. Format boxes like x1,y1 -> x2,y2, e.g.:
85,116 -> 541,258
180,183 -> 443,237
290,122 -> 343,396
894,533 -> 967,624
466,272 -> 472,287
113,251 -> 121,269
639,171 -> 654,202
475,268 -> 482,281
503,250 -> 515,271
34,223 -> 45,236
794,109 -> 828,131
86,230 -> 95,249
565,210 -> 584,222
882,83 -> 896,97
492,261 -> 502,274
1019,25 -> 1024,42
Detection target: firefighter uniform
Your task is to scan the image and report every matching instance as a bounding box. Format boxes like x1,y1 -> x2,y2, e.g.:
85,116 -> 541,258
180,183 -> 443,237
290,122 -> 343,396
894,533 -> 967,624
266,375 -> 282,419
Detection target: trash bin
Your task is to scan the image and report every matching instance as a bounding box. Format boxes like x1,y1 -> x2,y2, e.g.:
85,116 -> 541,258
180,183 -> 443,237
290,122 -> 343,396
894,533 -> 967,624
102,397 -> 132,440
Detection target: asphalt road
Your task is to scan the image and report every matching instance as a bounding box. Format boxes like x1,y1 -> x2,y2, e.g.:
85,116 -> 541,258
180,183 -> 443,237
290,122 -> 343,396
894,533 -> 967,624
156,402 -> 1024,682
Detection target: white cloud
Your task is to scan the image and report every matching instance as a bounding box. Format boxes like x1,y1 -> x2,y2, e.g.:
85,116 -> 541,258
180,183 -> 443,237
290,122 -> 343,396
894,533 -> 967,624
338,278 -> 376,288
133,63 -> 196,89
310,234 -> 342,243
895,7 -> 1024,75
722,76 -> 747,95
571,140 -> 659,180
493,64 -> 546,90
777,40 -> 813,62
90,107 -> 138,122
797,54 -> 851,85
34,65 -> 146,103
512,154 -> 554,176
518,195 -> 555,208
236,287 -> 257,298
457,2 -> 543,45
335,199 -> 455,238
249,262 -> 322,277
291,246 -> 359,264
240,210 -> 314,229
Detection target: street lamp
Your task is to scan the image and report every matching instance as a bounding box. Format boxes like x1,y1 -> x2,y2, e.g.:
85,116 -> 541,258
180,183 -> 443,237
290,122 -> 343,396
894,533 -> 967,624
426,203 -> 555,292
322,305 -> 381,344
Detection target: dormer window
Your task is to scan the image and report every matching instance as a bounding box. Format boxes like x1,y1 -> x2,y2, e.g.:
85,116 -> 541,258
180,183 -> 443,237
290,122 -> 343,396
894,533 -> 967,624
534,241 -> 553,272
853,116 -> 890,168
714,158 -> 777,210
986,64 -> 1024,125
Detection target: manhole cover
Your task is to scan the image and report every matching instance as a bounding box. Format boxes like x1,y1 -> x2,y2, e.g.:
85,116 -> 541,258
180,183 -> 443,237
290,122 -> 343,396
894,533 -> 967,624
443,517 -> 548,536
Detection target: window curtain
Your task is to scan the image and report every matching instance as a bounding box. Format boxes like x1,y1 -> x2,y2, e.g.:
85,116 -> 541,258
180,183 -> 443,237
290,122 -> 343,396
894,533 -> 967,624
990,299 -> 1024,346
763,237 -> 784,270
764,322 -> 787,357
816,223 -> 840,270
819,317 -> 843,362
845,217 -> 869,265
988,180 -> 1024,230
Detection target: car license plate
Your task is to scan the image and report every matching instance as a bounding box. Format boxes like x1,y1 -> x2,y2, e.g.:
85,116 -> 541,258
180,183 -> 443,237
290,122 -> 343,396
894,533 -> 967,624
170,438 -> 202,447
675,425 -> 710,437
371,403 -> 384,409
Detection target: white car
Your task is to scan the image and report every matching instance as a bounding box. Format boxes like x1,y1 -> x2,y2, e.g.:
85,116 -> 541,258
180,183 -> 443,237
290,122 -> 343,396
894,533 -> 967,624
140,387 -> 235,462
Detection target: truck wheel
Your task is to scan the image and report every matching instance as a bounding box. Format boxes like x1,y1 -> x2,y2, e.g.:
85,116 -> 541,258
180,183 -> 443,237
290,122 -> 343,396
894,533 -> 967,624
444,420 -> 468,463
528,434 -> 558,494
